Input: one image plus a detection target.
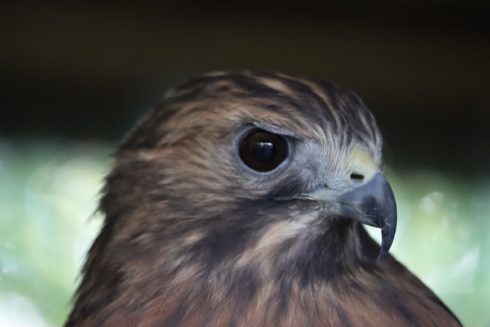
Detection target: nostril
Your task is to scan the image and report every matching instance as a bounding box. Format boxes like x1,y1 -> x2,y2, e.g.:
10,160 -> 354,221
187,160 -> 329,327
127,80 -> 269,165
350,173 -> 364,182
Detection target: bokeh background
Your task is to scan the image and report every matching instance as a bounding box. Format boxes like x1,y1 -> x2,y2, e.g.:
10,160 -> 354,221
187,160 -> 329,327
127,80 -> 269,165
1,1 -> 489,326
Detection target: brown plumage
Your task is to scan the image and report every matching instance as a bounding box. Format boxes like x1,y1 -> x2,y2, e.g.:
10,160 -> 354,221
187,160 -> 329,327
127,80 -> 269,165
66,71 -> 461,326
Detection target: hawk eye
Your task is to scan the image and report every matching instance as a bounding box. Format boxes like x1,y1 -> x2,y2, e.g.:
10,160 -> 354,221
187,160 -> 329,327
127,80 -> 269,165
239,129 -> 289,172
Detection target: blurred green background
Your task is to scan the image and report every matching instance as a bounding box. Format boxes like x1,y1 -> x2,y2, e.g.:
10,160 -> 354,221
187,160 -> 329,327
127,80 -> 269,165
1,1 -> 489,326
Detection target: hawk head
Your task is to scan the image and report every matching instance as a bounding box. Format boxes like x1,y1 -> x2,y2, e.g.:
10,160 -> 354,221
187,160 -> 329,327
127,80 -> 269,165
70,71 -> 399,325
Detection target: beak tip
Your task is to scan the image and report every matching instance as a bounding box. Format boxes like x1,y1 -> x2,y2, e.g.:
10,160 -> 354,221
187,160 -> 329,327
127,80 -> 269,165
377,219 -> 397,261
377,247 -> 390,261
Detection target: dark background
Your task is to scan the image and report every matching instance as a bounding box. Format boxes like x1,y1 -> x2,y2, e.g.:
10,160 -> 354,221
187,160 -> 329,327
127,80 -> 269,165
1,1 -> 489,174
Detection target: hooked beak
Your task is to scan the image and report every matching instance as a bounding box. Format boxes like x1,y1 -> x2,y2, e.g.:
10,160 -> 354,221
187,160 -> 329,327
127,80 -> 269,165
297,171 -> 397,260
336,172 -> 397,260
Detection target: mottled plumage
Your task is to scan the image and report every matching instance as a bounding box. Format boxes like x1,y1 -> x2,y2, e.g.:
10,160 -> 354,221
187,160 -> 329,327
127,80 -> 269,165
66,71 -> 461,326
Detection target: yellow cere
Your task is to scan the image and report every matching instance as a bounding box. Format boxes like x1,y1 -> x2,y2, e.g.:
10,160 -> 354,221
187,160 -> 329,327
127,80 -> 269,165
348,147 -> 379,181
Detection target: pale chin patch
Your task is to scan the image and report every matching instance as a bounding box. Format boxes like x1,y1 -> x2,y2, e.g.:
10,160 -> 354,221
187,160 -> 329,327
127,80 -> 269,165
234,212 -> 318,270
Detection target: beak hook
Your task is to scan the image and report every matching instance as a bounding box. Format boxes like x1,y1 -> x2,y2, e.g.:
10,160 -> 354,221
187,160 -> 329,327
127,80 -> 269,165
338,172 -> 397,260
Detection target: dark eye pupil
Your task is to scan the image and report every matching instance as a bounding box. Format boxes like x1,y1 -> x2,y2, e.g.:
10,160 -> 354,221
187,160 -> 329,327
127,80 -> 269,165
239,129 -> 289,172
252,142 -> 275,164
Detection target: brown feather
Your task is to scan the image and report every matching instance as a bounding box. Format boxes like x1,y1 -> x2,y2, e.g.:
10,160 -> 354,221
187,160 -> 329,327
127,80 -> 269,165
65,71 -> 461,327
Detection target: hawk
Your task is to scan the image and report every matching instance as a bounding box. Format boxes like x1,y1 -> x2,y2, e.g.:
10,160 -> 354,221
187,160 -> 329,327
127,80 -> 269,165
66,71 -> 461,326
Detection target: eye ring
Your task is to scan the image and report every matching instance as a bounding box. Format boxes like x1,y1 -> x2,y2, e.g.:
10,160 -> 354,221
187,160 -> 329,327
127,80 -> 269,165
238,128 -> 289,173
